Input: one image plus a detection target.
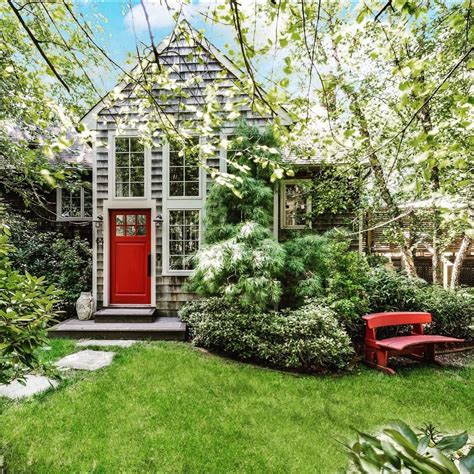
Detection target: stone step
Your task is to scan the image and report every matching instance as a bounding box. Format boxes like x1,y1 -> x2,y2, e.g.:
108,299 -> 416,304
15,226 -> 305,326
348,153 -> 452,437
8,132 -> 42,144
48,317 -> 186,341
94,307 -> 156,323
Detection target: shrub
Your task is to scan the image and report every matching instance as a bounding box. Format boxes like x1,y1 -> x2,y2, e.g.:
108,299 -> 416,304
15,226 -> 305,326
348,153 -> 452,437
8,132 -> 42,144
283,230 -> 370,303
205,178 -> 274,244
366,267 -> 473,339
180,297 -> 354,372
347,420 -> 473,473
188,222 -> 285,309
7,213 -> 92,315
0,222 -> 61,384
282,230 -> 370,335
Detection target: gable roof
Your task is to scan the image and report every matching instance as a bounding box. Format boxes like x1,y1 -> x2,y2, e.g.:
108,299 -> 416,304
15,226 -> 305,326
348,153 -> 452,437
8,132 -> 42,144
81,19 -> 293,129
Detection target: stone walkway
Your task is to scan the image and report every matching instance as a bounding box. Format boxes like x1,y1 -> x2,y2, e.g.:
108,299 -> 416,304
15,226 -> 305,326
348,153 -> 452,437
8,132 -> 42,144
56,349 -> 115,371
0,340 -> 136,400
0,375 -> 59,400
77,339 -> 138,348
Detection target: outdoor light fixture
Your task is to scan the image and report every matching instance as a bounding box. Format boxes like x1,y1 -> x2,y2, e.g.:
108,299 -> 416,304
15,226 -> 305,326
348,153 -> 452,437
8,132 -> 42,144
94,215 -> 103,228
154,214 -> 163,225
96,237 -> 104,247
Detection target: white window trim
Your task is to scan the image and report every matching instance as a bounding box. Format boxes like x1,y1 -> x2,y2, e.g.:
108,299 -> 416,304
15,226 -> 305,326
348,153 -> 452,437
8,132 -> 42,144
162,208 -> 202,276
56,186 -> 92,222
108,131 -> 151,201
280,179 -> 312,230
163,138 -> 205,200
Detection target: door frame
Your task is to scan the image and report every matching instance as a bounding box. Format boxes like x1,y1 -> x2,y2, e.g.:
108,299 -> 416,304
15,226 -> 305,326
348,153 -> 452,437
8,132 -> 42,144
109,208 -> 151,305
102,199 -> 156,307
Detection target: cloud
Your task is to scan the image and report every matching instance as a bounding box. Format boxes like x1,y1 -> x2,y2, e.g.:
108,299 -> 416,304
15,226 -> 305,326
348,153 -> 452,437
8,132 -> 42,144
124,0 -> 222,32
124,1 -> 178,31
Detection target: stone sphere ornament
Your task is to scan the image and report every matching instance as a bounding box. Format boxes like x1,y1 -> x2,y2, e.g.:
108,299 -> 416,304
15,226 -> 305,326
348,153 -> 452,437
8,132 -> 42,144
76,292 -> 94,320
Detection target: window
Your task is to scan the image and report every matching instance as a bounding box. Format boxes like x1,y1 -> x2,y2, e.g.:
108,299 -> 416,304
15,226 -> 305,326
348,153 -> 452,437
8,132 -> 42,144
169,138 -> 200,197
115,137 -> 145,198
281,180 -> 311,229
168,210 -> 200,271
57,186 -> 92,220
225,135 -> 242,173
115,213 -> 147,237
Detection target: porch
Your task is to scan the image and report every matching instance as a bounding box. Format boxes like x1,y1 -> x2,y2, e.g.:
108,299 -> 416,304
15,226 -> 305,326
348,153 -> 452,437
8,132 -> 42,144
48,314 -> 186,341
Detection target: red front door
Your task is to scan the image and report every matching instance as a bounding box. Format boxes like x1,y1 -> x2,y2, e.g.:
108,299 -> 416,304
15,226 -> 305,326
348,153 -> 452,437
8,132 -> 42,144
110,209 -> 151,305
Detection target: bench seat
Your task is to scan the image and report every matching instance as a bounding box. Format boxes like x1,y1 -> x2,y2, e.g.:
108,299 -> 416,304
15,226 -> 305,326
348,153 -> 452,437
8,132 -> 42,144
377,335 -> 462,351
362,312 -> 464,374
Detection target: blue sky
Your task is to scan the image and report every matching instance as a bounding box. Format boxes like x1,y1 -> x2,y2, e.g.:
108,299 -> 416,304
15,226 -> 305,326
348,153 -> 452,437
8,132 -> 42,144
77,1 -> 240,91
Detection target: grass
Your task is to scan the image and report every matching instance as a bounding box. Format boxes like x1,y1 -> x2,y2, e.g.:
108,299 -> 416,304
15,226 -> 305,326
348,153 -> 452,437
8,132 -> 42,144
0,341 -> 472,473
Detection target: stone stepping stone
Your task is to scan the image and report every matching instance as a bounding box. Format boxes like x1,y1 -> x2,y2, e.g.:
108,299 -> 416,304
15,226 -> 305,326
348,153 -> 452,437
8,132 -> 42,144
76,339 -> 137,348
0,375 -> 58,400
55,350 -> 115,371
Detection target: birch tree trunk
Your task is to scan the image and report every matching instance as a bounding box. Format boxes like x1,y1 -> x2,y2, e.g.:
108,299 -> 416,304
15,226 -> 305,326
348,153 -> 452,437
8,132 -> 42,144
450,234 -> 472,289
347,93 -> 418,277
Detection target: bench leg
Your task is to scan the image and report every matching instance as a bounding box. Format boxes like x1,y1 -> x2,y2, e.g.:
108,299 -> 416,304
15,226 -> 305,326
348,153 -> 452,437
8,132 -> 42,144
364,349 -> 396,375
424,344 -> 435,361
423,345 -> 444,367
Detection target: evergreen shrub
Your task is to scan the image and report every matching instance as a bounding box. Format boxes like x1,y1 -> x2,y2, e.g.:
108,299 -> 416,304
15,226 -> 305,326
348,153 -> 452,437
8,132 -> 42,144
180,297 -> 354,372
7,213 -> 92,316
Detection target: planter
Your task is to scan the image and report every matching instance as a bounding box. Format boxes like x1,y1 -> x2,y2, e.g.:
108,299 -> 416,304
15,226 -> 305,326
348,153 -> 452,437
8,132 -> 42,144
76,292 -> 94,321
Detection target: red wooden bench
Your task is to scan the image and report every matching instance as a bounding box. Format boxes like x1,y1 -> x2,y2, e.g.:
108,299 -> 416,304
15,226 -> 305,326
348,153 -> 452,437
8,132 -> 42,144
362,312 -> 464,375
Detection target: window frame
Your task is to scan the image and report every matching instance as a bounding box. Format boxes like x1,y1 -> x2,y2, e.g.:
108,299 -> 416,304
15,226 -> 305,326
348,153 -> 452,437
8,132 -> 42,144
164,137 -> 204,201
280,179 -> 312,230
163,207 -> 202,276
56,185 -> 93,222
109,133 -> 150,201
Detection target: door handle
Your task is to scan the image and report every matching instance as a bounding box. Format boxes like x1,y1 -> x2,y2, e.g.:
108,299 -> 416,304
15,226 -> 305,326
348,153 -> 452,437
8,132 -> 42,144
147,254 -> 151,277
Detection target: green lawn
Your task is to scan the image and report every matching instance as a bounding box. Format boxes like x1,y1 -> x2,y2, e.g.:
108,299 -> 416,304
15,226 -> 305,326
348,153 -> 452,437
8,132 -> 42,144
0,341 -> 472,473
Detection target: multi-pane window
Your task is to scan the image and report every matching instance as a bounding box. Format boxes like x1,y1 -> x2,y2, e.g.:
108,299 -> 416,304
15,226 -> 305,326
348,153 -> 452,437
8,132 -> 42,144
115,137 -> 145,198
282,181 -> 311,229
115,213 -> 147,237
58,186 -> 92,220
224,135 -> 245,175
168,210 -> 200,271
169,138 -> 200,197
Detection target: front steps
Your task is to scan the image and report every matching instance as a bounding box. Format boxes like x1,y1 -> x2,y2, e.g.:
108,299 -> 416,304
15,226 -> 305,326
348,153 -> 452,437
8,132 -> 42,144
94,307 -> 157,323
48,316 -> 186,341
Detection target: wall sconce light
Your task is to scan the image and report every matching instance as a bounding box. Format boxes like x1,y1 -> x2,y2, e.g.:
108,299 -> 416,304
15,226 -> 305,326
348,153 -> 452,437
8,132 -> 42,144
96,237 -> 104,247
154,214 -> 163,226
94,215 -> 103,228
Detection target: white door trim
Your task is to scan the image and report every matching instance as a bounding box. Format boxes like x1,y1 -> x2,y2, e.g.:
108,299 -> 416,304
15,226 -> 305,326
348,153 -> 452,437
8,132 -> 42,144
102,199 -> 157,307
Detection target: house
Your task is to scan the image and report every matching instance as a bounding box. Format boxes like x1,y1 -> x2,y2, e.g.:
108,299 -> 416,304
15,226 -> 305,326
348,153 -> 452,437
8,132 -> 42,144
43,21 -> 472,338
1,125 -> 93,242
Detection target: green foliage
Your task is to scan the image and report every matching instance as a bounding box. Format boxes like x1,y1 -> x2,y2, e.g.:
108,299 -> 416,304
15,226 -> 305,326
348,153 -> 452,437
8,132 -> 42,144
347,420 -> 473,473
7,213 -> 92,316
0,222 -> 61,384
188,222 -> 285,309
308,166 -> 361,216
0,1 -> 102,205
225,122 -> 288,181
204,123 -> 285,244
282,230 -> 370,334
205,177 -> 273,243
366,267 -> 473,339
180,297 -> 354,372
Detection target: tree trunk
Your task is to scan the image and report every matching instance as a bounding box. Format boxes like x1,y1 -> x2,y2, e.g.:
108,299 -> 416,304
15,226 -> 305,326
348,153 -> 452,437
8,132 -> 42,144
347,93 -> 418,278
431,238 -> 443,285
401,243 -> 417,278
450,234 -> 472,289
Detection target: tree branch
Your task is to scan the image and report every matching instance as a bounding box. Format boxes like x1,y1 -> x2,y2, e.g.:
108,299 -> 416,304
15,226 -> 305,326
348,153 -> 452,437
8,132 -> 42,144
7,0 -> 70,92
